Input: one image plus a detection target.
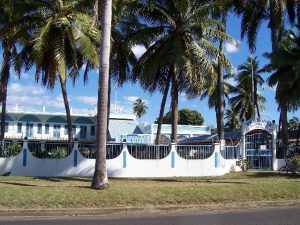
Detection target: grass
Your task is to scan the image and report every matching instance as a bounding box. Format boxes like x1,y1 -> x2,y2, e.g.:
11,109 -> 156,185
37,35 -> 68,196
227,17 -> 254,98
0,172 -> 300,209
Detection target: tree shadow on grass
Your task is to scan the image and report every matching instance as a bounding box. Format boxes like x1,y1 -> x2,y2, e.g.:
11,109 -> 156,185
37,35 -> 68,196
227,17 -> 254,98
33,177 -> 91,183
245,172 -> 300,179
0,181 -> 37,186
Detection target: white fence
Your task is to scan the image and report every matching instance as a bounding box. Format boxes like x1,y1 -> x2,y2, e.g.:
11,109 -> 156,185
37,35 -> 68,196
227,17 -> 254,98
0,141 -> 241,177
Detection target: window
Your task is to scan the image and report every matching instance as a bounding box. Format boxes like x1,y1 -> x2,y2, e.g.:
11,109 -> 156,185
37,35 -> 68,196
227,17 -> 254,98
45,124 -> 50,134
5,122 -> 8,133
72,125 -> 76,136
37,124 -> 42,134
91,125 -> 95,136
53,125 -> 61,138
17,123 -> 22,133
80,125 -> 87,139
64,125 -> 68,135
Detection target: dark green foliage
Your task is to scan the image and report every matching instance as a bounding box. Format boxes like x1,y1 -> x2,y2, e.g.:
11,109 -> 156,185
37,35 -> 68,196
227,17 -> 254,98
157,108 -> 204,125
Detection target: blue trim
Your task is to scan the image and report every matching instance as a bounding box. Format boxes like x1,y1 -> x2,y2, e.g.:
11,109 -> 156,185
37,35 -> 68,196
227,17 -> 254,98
215,152 -> 220,168
123,151 -> 126,168
171,152 -> 175,168
74,150 -> 78,167
23,149 -> 27,167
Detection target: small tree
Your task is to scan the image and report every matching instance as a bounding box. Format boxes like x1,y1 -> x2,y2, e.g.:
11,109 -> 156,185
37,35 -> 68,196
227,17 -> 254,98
133,98 -> 148,119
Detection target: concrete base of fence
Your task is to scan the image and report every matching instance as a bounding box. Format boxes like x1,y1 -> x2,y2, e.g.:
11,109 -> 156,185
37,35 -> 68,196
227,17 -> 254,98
0,144 -> 283,177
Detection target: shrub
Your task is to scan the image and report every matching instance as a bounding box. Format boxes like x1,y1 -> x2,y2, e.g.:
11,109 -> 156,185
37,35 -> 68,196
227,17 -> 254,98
292,153 -> 300,167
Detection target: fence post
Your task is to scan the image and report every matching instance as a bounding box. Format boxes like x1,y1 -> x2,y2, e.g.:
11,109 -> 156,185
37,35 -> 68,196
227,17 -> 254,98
271,120 -> 277,170
73,141 -> 79,167
241,121 -> 246,160
22,139 -> 28,167
170,143 -> 176,168
122,142 -> 127,168
214,142 -> 221,168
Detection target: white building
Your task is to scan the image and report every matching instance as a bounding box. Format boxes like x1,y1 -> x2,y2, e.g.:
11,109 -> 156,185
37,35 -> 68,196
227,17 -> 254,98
1,109 -> 141,142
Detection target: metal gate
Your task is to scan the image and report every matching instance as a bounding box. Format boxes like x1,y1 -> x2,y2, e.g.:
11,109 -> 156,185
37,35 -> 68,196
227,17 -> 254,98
246,130 -> 273,170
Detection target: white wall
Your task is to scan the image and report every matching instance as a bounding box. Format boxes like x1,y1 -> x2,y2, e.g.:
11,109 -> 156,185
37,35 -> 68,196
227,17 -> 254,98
0,142 -> 245,177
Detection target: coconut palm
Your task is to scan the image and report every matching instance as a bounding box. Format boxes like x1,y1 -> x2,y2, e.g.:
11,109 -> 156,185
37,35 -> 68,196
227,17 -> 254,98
133,98 -> 148,119
92,0 -> 112,189
229,81 -> 266,121
267,26 -> 300,143
236,56 -> 265,118
132,0 -> 235,143
0,0 -> 24,140
21,0 -> 99,146
200,65 -> 234,129
225,107 -> 240,131
233,0 -> 298,144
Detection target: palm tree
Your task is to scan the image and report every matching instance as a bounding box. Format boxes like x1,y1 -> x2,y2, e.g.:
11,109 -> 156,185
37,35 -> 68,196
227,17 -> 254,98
229,80 -> 266,121
233,0 -> 298,144
267,26 -> 300,144
132,0 -> 235,143
0,0 -> 23,141
21,0 -> 99,146
92,0 -> 112,189
200,65 -> 234,130
133,98 -> 148,119
224,107 -> 240,131
236,56 -> 265,118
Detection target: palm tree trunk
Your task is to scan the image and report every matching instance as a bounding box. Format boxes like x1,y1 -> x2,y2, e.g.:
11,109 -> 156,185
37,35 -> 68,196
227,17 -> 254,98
280,101 -> 289,145
59,76 -> 73,150
0,44 -> 11,141
296,122 -> 300,146
155,73 -> 171,145
270,6 -> 288,144
93,0 -> 99,27
171,65 -> 178,143
254,79 -> 260,118
92,0 -> 112,189
0,79 -> 8,141
217,13 -> 226,140
107,74 -> 111,141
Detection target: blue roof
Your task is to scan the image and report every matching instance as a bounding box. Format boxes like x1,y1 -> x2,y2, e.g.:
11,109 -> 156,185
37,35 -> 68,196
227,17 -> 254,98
177,132 -> 241,144
73,117 -> 94,125
46,116 -> 67,123
0,114 -> 14,122
109,119 -> 141,139
19,115 -> 41,122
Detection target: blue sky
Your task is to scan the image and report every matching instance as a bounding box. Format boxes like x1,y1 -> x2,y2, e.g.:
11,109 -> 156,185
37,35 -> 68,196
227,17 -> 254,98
2,13 -> 300,127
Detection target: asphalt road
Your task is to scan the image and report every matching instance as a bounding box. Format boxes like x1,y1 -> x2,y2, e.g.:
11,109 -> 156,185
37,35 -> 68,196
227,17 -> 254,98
0,207 -> 299,225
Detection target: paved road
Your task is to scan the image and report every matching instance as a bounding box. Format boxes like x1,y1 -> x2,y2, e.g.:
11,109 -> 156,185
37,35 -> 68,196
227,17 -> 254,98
0,207 -> 299,225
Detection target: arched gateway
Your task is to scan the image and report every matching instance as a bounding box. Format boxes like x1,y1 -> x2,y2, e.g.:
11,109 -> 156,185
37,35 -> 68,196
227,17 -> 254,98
241,118 -> 277,170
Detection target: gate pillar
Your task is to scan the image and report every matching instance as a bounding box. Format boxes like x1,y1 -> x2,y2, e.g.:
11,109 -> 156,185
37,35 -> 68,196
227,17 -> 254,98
241,120 -> 246,160
271,120 -> 277,170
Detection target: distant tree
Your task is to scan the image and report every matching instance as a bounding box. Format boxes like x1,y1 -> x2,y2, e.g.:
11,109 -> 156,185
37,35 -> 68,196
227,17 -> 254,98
133,98 -> 148,119
157,109 -> 204,126
288,117 -> 300,131
225,107 -> 241,131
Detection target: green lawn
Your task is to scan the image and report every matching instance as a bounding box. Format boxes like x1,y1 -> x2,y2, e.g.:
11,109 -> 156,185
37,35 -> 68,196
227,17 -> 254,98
0,172 -> 299,209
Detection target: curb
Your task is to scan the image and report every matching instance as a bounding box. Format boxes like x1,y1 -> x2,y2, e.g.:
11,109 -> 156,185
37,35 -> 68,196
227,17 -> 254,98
0,201 -> 300,218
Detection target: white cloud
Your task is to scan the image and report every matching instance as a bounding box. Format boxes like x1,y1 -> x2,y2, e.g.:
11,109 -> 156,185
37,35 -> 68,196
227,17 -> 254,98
225,41 -> 239,54
131,45 -> 147,58
179,93 -> 187,102
123,96 -> 139,103
226,77 -> 238,87
8,83 -> 44,95
75,96 -> 97,106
